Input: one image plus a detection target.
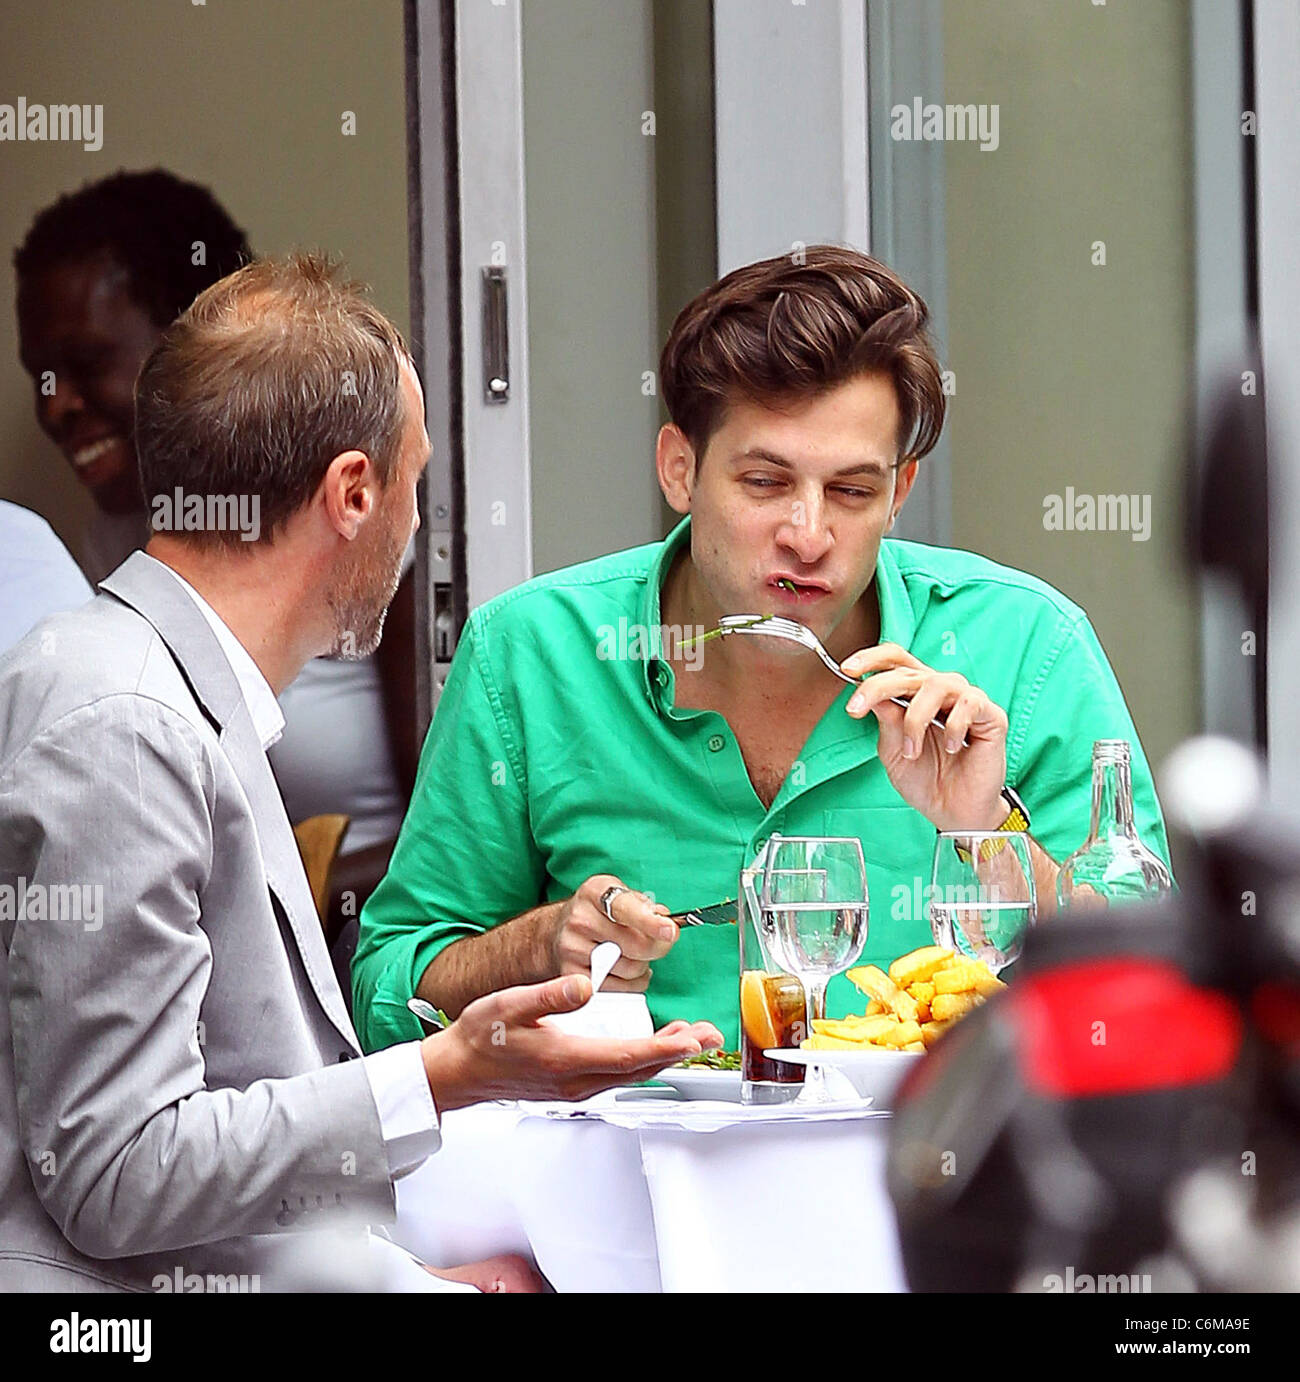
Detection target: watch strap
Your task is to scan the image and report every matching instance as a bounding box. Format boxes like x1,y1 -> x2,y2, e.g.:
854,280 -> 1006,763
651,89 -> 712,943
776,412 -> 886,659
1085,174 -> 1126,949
954,789 -> 1030,863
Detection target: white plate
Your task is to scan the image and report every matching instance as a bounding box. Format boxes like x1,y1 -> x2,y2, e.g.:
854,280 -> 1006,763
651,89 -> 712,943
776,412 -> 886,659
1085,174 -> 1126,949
650,1065 -> 743,1102
766,1047 -> 924,1109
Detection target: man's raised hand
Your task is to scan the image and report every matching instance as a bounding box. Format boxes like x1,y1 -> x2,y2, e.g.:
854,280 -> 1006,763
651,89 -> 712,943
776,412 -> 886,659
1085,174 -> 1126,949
841,641 -> 1009,833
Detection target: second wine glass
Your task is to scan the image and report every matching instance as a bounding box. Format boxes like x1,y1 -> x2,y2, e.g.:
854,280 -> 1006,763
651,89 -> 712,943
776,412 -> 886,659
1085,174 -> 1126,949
929,830 -> 1036,975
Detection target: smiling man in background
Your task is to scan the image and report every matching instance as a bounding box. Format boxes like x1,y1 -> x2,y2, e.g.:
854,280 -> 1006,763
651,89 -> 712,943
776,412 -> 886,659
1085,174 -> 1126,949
353,246 -> 1172,1051
14,170 -> 250,579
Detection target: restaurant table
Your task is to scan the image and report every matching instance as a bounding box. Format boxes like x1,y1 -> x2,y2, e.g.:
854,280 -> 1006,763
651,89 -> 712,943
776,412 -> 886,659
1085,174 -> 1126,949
391,1093 -> 908,1292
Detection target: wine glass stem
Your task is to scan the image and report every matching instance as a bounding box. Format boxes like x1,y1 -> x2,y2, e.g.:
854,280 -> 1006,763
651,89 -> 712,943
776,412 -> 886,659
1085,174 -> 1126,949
802,976 -> 832,1101
806,977 -> 829,1031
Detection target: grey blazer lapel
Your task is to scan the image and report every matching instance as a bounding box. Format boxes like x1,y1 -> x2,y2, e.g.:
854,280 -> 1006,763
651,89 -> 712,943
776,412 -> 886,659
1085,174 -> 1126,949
100,553 -> 361,1053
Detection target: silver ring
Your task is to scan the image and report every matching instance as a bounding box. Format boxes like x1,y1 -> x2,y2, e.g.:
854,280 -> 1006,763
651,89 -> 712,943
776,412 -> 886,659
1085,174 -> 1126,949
599,885 -> 628,922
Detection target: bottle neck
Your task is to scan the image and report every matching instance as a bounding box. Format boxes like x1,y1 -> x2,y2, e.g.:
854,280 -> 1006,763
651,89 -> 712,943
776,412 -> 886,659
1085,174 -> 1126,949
1090,754 -> 1136,839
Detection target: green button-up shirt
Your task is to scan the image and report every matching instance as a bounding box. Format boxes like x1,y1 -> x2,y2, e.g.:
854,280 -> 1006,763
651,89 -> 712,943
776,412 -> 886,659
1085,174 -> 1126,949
353,518 -> 1171,1052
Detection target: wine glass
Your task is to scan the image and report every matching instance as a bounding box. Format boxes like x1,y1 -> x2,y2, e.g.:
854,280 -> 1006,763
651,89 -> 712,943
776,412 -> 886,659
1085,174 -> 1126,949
929,831 -> 1036,975
759,835 -> 869,1101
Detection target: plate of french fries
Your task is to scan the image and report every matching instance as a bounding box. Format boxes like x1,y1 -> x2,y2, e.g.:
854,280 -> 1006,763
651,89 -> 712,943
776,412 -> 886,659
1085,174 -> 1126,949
765,945 -> 1004,1107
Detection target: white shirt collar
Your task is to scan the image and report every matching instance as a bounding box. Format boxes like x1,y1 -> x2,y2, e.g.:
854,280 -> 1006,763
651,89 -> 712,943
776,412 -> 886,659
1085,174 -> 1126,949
145,555 -> 286,751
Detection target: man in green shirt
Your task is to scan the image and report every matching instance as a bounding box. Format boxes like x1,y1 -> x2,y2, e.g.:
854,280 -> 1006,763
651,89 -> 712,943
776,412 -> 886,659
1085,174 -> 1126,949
354,245 -> 1171,1053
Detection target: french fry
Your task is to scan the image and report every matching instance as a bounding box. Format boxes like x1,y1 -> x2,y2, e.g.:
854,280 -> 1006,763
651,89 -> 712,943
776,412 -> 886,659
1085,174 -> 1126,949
932,960 -> 1004,997
906,981 -> 935,1022
920,1017 -> 957,1048
931,963 -> 977,994
888,945 -> 956,989
865,999 -> 885,1016
802,1034 -> 877,1051
968,968 -> 1005,997
931,990 -> 980,1022
846,965 -> 919,1023
879,1019 -> 924,1048
811,1015 -> 897,1042
902,1041 -> 927,1053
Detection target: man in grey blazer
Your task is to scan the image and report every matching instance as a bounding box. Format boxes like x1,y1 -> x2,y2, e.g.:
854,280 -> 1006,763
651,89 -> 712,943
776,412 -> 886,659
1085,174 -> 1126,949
0,253 -> 720,1293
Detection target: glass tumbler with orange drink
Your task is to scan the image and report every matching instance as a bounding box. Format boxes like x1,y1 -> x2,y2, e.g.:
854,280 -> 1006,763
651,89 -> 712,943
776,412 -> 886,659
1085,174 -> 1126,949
739,846 -> 806,1103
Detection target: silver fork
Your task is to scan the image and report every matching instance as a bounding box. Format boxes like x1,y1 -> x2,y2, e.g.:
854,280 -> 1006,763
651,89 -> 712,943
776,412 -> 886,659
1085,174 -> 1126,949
716,614 -> 965,741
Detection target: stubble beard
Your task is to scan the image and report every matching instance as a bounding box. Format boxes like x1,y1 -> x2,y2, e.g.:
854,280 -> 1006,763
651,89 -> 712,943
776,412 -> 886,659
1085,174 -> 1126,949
327,523 -> 406,661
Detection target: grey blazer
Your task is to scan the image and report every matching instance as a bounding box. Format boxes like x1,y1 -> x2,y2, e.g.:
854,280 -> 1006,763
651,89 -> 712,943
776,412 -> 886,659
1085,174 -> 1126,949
0,553 -> 398,1291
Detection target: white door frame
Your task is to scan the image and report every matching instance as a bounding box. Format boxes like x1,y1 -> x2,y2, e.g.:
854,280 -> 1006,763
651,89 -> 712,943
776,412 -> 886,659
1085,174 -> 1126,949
453,0 -> 534,619
409,0 -> 535,716
1257,0 -> 1300,798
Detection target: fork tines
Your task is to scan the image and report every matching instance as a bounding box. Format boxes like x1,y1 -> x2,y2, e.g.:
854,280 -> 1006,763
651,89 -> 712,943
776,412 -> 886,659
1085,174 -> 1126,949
718,614 -> 811,641
719,613 -> 786,631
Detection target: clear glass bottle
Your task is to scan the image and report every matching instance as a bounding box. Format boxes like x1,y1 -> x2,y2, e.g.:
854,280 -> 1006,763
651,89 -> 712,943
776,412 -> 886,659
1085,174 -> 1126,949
1057,739 -> 1174,909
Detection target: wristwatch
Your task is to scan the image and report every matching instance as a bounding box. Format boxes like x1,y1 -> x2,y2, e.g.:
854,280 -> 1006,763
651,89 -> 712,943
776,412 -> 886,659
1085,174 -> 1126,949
954,786 -> 1031,863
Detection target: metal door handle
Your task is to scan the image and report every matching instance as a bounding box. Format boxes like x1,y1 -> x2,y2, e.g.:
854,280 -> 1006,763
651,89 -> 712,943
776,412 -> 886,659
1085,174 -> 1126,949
482,265 -> 508,403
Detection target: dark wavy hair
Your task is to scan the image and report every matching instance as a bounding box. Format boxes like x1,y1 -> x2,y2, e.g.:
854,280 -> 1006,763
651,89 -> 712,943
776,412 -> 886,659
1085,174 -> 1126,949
14,168 -> 251,326
660,245 -> 946,465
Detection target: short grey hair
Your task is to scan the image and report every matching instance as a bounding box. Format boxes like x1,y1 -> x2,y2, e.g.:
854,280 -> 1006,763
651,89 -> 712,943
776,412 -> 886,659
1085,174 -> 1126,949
135,250 -> 411,547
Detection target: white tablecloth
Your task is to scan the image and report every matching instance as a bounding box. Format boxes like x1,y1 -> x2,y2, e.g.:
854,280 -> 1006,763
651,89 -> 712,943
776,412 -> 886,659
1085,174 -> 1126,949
392,1096 -> 908,1292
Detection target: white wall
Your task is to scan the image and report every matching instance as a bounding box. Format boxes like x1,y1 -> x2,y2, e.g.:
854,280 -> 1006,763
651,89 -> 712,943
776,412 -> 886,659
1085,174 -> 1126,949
942,0 -> 1199,776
